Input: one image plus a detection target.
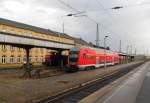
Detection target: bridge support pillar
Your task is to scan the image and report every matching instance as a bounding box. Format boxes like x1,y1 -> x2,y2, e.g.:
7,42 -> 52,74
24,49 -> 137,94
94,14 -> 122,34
58,50 -> 63,69
22,47 -> 32,78
26,47 -> 30,70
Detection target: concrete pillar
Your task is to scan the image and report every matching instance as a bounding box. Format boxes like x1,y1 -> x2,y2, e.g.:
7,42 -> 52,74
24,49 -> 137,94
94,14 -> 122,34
58,50 -> 63,68
22,46 -> 32,78
26,47 -> 30,69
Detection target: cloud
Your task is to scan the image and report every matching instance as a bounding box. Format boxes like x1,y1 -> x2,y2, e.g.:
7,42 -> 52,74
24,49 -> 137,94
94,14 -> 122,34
0,0 -> 150,54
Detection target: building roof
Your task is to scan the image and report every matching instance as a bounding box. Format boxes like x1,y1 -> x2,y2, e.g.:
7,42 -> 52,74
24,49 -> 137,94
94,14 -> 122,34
74,38 -> 90,46
0,18 -> 73,40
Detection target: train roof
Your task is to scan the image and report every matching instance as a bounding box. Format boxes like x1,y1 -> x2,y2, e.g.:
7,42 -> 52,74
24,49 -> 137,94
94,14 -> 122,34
70,46 -> 117,54
70,46 -> 132,56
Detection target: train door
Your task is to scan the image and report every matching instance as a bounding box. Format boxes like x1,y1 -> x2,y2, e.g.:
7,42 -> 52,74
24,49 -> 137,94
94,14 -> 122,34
96,57 -> 99,64
95,56 -> 100,68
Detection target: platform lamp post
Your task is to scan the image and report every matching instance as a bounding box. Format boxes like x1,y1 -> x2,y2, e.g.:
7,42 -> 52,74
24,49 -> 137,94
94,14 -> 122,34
62,11 -> 86,33
61,16 -> 67,34
111,6 -> 123,10
104,36 -> 109,69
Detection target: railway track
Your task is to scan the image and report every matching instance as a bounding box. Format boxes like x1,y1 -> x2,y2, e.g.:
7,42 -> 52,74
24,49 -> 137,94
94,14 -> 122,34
37,62 -> 144,103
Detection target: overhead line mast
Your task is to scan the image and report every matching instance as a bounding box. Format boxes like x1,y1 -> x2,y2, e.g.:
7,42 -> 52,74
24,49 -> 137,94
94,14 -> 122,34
57,0 -> 123,47
96,23 -> 100,46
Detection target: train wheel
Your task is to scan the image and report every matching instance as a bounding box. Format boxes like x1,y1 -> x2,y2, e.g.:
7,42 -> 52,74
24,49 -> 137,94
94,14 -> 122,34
92,66 -> 95,69
89,66 -> 94,70
85,67 -> 90,70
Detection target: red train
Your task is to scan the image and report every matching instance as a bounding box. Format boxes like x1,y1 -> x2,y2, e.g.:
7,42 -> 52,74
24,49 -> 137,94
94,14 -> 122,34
65,46 -> 120,72
45,46 -> 132,72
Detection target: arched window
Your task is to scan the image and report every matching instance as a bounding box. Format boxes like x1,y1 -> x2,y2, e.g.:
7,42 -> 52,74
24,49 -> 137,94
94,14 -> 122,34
10,46 -> 14,51
2,45 -> 6,51
28,31 -> 32,37
35,56 -> 38,62
2,55 -> 6,64
41,56 -> 44,62
17,47 -> 21,52
23,56 -> 26,63
2,26 -> 6,32
24,31 -> 27,36
17,56 -> 21,63
10,55 -> 14,63
10,28 -> 14,33
40,48 -> 43,53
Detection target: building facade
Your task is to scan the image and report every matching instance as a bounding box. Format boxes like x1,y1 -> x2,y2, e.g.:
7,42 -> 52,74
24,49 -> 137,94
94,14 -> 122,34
0,18 -> 75,65
0,45 -> 49,64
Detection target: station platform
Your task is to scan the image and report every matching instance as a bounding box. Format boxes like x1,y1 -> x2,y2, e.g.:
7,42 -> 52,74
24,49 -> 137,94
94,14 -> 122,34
136,63 -> 150,103
0,61 -> 142,103
79,61 -> 150,103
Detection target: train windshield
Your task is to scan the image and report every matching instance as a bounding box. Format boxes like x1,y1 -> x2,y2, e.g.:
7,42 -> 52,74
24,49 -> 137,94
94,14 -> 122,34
69,51 -> 79,62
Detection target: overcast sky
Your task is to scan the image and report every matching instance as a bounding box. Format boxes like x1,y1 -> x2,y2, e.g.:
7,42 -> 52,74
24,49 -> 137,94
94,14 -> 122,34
0,0 -> 150,55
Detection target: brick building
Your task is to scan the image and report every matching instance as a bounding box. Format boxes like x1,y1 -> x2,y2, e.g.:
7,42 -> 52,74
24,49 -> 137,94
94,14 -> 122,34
0,18 -> 74,65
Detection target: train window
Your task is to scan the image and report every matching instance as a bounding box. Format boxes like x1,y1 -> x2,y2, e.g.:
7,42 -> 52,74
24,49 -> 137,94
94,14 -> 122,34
88,55 -> 94,60
83,53 -> 86,59
69,51 -> 79,62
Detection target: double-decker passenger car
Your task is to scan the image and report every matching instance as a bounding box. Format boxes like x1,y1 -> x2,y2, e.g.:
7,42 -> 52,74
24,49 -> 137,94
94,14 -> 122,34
65,46 -> 120,72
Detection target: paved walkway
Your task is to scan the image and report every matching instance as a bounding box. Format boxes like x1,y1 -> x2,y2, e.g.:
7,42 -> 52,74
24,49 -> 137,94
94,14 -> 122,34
0,62 -> 142,103
79,61 -> 149,103
136,63 -> 150,103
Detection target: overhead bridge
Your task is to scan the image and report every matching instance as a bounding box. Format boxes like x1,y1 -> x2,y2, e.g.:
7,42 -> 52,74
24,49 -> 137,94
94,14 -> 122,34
0,31 -> 74,73
0,32 -> 74,49
0,17 -> 76,77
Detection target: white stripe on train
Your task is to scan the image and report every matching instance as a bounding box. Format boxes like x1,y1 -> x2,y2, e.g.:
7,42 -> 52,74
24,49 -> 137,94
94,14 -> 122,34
78,62 -> 116,68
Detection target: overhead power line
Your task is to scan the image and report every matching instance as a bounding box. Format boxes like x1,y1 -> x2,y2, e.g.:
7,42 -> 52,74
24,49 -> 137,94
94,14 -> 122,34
81,1 -> 150,13
57,0 -> 79,12
57,0 -> 122,39
57,0 -> 128,52
95,0 -> 122,39
123,1 -> 150,8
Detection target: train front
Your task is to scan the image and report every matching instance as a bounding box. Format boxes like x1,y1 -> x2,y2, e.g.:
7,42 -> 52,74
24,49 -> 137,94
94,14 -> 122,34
65,47 -> 80,72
